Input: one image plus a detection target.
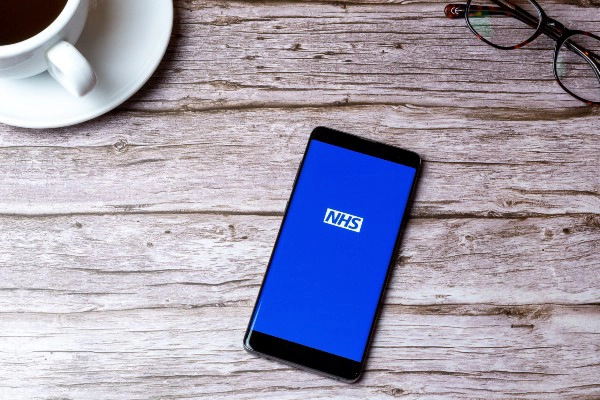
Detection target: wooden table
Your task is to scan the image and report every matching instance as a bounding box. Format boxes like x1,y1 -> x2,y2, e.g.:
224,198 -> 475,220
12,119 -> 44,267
1,0 -> 599,398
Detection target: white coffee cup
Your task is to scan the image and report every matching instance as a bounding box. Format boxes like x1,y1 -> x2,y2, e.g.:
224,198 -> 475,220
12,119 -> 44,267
0,0 -> 96,97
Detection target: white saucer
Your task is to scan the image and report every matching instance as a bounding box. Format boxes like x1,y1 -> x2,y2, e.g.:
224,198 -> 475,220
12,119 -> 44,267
0,0 -> 173,129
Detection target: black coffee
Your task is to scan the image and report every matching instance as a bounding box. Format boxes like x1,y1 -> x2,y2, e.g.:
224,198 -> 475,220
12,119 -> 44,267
0,0 -> 68,46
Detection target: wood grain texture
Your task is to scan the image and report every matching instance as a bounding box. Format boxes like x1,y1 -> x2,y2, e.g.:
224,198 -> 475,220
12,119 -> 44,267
0,214 -> 598,312
0,107 -> 599,216
125,0 -> 600,111
1,305 -> 599,400
0,0 -> 599,398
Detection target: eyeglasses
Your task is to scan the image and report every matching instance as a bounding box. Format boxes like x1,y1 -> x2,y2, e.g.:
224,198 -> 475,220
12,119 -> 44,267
445,0 -> 600,104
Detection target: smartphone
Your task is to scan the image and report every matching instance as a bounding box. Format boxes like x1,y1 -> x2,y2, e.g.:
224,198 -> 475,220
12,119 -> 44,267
243,126 -> 421,382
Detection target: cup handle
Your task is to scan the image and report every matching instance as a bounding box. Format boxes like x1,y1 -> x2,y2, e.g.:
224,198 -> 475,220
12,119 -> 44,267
46,41 -> 97,97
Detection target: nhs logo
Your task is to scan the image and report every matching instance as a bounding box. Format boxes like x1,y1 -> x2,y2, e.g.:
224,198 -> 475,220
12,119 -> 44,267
323,208 -> 363,233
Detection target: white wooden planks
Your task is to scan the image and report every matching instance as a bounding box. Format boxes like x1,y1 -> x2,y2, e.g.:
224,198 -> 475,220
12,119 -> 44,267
0,0 -> 598,398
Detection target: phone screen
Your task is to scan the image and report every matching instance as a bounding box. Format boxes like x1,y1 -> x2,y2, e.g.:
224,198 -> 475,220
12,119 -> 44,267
245,128 -> 420,380
244,128 -> 420,381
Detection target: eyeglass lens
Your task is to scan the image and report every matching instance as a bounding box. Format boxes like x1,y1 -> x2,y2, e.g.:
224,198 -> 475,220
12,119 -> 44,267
556,34 -> 600,103
467,0 -> 541,48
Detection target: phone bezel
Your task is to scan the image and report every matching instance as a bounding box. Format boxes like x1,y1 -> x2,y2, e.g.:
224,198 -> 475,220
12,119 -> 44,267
243,126 -> 422,382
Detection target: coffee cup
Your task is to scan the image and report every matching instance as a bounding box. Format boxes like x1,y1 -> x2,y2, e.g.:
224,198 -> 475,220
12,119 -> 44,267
0,0 -> 97,97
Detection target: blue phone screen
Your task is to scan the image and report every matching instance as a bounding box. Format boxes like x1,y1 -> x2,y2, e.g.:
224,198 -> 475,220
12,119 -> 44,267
250,139 -> 417,362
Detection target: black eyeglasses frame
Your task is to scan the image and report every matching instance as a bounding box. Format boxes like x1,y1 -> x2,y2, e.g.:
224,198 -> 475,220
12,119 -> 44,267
445,0 -> 600,105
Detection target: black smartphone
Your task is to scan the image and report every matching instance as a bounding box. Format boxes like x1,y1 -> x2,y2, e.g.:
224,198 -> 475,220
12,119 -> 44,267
243,127 -> 421,382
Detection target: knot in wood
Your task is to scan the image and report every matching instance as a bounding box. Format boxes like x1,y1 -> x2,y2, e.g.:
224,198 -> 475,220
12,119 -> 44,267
113,139 -> 129,153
